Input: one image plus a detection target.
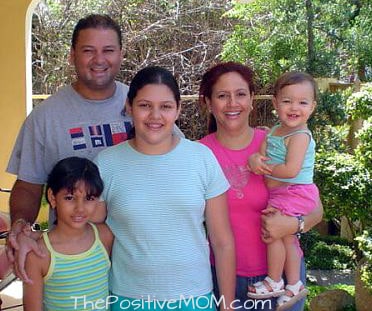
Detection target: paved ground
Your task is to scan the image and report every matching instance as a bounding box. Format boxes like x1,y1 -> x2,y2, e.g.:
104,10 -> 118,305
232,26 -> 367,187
307,269 -> 355,286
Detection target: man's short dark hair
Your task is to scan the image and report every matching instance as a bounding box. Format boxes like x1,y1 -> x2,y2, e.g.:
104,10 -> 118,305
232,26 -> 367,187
71,14 -> 122,49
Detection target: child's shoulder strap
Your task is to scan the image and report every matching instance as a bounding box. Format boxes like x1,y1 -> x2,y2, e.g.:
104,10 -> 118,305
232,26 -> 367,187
42,231 -> 53,253
268,124 -> 281,136
89,222 -> 100,241
283,128 -> 312,139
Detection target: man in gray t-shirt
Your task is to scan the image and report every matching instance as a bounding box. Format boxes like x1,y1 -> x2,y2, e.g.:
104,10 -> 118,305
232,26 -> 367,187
6,14 -> 182,281
6,16 -> 126,274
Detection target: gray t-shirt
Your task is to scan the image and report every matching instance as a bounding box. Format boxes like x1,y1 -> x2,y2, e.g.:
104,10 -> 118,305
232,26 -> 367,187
7,81 -> 184,226
7,81 -> 132,184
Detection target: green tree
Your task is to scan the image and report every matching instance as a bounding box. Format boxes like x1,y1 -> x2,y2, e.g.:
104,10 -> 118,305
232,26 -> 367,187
222,0 -> 372,88
313,83 -> 372,250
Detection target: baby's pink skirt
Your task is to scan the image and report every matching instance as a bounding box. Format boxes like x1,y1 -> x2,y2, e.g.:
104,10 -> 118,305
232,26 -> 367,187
268,183 -> 319,216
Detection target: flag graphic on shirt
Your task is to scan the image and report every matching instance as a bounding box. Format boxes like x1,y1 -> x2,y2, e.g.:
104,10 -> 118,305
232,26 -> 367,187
90,121 -> 132,147
102,121 -> 132,146
69,127 -> 87,150
70,121 -> 132,151
89,125 -> 105,148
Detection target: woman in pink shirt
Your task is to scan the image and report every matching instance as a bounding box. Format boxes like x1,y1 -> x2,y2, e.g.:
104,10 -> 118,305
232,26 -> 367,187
199,62 -> 323,311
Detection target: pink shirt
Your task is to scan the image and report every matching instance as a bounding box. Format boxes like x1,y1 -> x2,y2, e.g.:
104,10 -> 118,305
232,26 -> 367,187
200,129 -> 269,277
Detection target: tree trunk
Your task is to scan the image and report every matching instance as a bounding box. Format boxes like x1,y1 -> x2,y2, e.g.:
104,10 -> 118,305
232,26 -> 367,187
355,259 -> 372,311
305,0 -> 315,75
347,77 -> 363,153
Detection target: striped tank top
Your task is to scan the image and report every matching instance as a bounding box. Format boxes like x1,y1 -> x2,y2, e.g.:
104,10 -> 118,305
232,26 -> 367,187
43,223 -> 111,311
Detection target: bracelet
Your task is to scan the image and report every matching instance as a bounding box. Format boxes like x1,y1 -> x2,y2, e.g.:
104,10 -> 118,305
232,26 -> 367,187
296,215 -> 305,236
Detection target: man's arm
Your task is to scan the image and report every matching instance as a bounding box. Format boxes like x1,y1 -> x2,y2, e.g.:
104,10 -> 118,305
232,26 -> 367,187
89,201 -> 107,224
10,180 -> 43,225
7,180 -> 45,276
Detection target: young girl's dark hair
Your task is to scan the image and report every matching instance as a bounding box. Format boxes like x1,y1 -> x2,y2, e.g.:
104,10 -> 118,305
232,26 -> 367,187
127,66 -> 181,108
199,62 -> 256,134
46,157 -> 103,204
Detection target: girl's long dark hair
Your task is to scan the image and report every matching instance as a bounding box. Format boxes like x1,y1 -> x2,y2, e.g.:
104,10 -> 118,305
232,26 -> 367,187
46,157 -> 103,204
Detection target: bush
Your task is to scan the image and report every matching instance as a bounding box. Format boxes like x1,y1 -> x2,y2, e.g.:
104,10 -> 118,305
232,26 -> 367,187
355,117 -> 372,168
355,231 -> 372,293
346,83 -> 372,120
302,230 -> 356,270
306,241 -> 355,270
311,90 -> 349,127
312,84 -> 371,264
309,90 -> 350,152
314,151 -> 372,236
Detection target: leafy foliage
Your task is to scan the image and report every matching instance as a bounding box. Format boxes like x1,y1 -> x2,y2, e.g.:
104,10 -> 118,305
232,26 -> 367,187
306,241 -> 355,270
222,0 -> 309,87
312,90 -> 349,127
308,90 -> 349,152
302,230 -> 355,270
314,151 -> 372,235
355,117 -> 372,168
355,231 -> 372,293
346,83 -> 372,120
222,0 -> 372,89
310,83 -> 371,249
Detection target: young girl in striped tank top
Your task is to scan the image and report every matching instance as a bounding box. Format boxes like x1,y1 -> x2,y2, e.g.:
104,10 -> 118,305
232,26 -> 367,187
23,157 -> 113,311
247,72 -> 320,310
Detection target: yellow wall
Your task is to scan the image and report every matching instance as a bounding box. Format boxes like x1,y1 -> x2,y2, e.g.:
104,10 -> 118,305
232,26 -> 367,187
0,0 -> 38,215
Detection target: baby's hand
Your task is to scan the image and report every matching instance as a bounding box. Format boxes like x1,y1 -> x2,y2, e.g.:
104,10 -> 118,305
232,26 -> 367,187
248,153 -> 272,175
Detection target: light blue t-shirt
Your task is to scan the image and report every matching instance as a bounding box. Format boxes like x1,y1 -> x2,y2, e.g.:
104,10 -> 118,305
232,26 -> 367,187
94,138 -> 229,300
266,124 -> 316,184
